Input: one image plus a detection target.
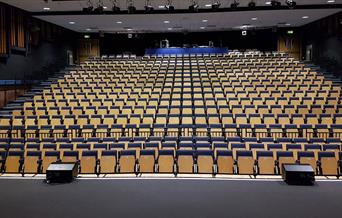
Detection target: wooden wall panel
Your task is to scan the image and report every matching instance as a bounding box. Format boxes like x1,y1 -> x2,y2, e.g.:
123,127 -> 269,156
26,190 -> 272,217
0,5 -> 7,55
78,39 -> 100,63
10,8 -> 25,49
277,35 -> 301,60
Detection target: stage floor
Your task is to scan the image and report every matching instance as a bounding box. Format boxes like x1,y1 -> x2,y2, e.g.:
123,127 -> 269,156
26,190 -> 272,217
0,177 -> 341,218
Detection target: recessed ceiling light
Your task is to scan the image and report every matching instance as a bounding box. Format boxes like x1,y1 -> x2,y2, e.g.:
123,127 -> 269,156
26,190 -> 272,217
164,21 -> 170,24
69,21 -> 75,24
251,17 -> 258,21
302,16 -> 309,19
103,6 -> 107,9
116,21 -> 122,24
200,27 -> 205,29
327,0 -> 335,3
285,23 -> 291,26
205,4 -> 212,7
43,7 -> 50,11
86,28 -> 91,31
265,1 -> 272,5
158,5 -> 165,9
202,19 -> 208,22
167,28 -> 173,30
126,28 -> 133,31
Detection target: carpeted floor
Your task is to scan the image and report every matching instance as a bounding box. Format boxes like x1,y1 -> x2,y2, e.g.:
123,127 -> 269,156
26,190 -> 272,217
0,178 -> 341,218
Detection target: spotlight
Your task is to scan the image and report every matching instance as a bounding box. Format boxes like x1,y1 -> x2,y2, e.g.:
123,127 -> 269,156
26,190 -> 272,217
212,2 -> 221,10
189,1 -> 199,12
112,5 -> 121,12
165,0 -> 175,11
231,0 -> 239,9
94,0 -> 104,13
145,0 -> 154,12
248,1 -> 256,8
285,0 -> 296,9
111,0 -> 120,12
271,0 -> 281,8
83,0 -> 93,12
128,5 -> 136,13
127,0 -> 136,14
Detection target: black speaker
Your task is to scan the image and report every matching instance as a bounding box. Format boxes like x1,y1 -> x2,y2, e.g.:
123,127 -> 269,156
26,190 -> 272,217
46,162 -> 78,183
282,164 -> 315,185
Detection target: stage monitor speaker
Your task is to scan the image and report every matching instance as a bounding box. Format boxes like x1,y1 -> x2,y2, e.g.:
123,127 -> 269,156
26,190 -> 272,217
282,164 -> 315,185
46,162 -> 78,183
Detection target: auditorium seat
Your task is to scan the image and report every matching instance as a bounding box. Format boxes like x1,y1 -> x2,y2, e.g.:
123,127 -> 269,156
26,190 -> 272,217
318,151 -> 339,176
176,150 -> 195,174
216,150 -> 234,174
256,151 -> 275,175
80,151 -> 98,174
236,150 -> 255,175
23,151 -> 42,174
196,150 -> 215,174
276,151 -> 296,174
138,150 -> 155,173
157,149 -> 175,173
119,150 -> 137,174
99,150 -> 117,174
4,151 -> 24,173
41,151 -> 60,173
297,151 -> 317,174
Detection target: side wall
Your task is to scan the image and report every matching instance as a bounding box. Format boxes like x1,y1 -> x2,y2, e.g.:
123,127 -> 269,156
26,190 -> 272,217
0,3 -> 77,80
301,12 -> 342,77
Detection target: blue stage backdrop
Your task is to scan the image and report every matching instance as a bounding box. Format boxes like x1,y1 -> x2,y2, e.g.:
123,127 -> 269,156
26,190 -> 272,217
145,47 -> 229,55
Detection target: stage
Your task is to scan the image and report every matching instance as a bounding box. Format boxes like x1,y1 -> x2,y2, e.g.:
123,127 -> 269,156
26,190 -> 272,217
0,176 -> 341,218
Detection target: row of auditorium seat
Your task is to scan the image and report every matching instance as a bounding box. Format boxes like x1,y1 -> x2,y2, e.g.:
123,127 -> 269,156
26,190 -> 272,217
0,149 -> 341,176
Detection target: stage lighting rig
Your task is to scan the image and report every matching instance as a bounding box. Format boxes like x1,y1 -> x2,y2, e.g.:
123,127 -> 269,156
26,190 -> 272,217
271,0 -> 281,8
285,0 -> 296,9
231,0 -> 239,9
212,1 -> 221,10
94,0 -> 105,13
248,0 -> 256,8
111,0 -> 120,12
189,0 -> 199,12
145,0 -> 154,12
83,0 -> 94,12
127,0 -> 136,13
165,0 -> 175,11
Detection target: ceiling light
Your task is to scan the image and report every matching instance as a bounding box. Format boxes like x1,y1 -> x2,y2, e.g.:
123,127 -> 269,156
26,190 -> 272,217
202,19 -> 208,22
43,7 -> 50,11
251,17 -> 258,21
167,28 -> 173,30
205,4 -> 212,7
265,1 -> 271,5
231,1 -> 239,9
159,5 -> 165,8
103,6 -> 107,9
327,0 -> 335,2
116,21 -> 123,24
69,21 -> 75,24
126,28 -> 133,31
86,28 -> 91,31
84,35 -> 90,39
200,27 -> 205,29
285,0 -> 296,9
164,21 -> 170,24
285,23 -> 291,26
302,16 -> 309,19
